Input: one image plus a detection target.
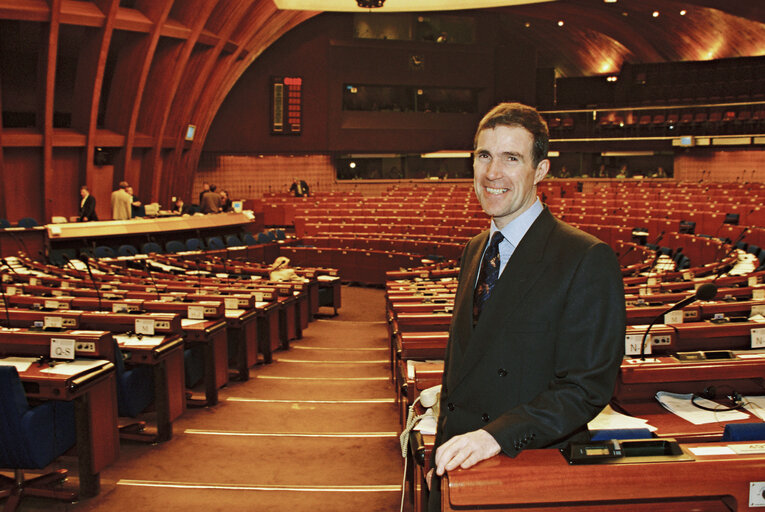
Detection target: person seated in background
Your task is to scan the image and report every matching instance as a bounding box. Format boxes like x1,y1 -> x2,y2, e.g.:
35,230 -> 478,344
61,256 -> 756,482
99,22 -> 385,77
220,190 -> 233,212
654,166 -> 667,178
615,164 -> 629,179
172,197 -> 193,215
558,166 -> 570,178
78,185 -> 98,222
200,184 -> 222,213
289,178 -> 309,197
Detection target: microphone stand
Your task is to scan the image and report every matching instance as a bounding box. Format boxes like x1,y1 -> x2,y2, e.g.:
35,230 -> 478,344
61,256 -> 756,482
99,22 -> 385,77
143,260 -> 161,301
79,254 -> 103,310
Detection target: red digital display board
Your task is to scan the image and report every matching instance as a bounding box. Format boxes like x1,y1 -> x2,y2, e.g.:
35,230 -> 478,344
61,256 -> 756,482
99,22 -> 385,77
271,76 -> 302,135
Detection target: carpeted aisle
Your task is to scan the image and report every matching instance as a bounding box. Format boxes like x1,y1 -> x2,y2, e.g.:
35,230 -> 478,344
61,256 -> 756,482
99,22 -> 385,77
13,285 -> 406,512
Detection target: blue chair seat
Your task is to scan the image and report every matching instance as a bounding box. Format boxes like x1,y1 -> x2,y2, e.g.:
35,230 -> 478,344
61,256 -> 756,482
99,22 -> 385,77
186,238 -> 204,251
165,240 -> 186,254
118,244 -> 138,257
94,245 -> 115,259
0,366 -> 77,507
207,237 -> 225,250
141,242 -> 163,255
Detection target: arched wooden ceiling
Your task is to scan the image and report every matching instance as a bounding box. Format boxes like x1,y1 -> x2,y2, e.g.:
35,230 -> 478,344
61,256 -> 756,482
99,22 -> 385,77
0,0 -> 762,220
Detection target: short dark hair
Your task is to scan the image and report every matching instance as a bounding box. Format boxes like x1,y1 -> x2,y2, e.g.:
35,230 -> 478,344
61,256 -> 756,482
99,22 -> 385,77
209,184 -> 217,192
474,102 -> 549,168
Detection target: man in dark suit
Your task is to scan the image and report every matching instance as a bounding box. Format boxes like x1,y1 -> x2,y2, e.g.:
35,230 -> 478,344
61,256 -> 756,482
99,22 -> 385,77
428,103 -> 625,510
78,185 -> 98,222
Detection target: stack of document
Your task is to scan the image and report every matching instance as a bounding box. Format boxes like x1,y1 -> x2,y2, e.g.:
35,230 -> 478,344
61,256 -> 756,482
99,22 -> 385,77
656,391 -> 750,425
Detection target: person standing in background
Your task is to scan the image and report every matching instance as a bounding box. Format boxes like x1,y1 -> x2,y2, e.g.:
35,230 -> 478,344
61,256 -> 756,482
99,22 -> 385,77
126,186 -> 144,218
198,182 -> 210,205
111,181 -> 132,220
78,185 -> 98,222
200,184 -> 222,213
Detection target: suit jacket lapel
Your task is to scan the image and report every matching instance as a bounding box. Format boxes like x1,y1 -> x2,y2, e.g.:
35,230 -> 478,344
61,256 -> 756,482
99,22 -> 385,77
452,231 -> 488,353
449,209 -> 557,392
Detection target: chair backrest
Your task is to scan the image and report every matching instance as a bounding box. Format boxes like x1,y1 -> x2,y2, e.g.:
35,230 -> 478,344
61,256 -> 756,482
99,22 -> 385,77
118,244 -> 138,257
207,236 -> 224,250
142,241 -> 163,254
242,233 -> 257,246
0,218 -> 10,229
166,240 -> 186,253
186,238 -> 204,251
18,217 -> 38,228
256,232 -> 270,244
0,366 -> 31,467
225,234 -> 243,247
274,228 -> 286,240
94,245 -> 115,258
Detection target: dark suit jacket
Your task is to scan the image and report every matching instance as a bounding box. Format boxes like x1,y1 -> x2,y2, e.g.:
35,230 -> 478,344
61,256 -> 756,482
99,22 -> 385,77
429,207 -> 625,510
79,194 -> 98,222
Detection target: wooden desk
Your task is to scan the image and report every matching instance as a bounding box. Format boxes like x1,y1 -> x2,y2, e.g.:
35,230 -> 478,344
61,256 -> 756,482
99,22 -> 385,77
441,441 -> 765,511
114,334 -> 186,442
181,318 -> 228,407
0,357 -> 119,497
224,308 -> 259,381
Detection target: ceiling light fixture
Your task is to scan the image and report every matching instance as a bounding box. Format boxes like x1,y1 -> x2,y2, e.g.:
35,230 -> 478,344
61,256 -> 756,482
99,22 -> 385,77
679,9 -> 687,15
557,20 -> 564,26
357,0 -> 384,6
652,10 -> 660,17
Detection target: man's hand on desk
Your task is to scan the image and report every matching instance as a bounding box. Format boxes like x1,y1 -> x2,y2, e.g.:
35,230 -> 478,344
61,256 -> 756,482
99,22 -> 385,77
434,429 -> 501,476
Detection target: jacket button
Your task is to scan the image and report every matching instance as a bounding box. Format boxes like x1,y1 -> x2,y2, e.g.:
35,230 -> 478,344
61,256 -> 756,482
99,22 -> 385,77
447,402 -> 455,411
481,413 -> 490,422
497,368 -> 508,377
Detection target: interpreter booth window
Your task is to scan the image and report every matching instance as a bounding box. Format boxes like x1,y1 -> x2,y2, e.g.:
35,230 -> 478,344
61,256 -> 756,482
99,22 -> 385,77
335,153 -> 473,180
353,13 -> 475,44
343,85 -> 478,114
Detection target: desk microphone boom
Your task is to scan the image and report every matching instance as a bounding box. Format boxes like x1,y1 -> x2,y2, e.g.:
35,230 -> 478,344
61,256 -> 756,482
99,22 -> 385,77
639,282 -> 717,360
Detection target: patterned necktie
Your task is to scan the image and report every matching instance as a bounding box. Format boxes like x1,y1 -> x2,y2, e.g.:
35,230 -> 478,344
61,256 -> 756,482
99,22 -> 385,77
473,231 -> 504,323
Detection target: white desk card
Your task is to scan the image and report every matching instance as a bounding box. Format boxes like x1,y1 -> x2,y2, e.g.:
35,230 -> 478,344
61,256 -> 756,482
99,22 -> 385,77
255,292 -> 264,302
752,327 -> 765,349
44,300 -> 59,310
50,337 -> 75,360
135,318 -> 155,335
750,276 -> 760,287
5,286 -> 16,295
224,298 -> 239,310
753,288 -> 765,300
664,310 -> 684,324
112,303 -> 129,313
188,305 -> 205,320
625,333 -> 648,356
44,316 -> 63,329
29,277 -> 38,286
752,305 -> 765,317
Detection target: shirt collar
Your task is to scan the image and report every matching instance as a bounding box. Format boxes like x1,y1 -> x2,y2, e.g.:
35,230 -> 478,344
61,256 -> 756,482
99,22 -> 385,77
490,198 -> 543,248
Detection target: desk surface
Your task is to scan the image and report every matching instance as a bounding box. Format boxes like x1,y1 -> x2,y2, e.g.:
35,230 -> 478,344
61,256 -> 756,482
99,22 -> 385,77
46,212 -> 253,240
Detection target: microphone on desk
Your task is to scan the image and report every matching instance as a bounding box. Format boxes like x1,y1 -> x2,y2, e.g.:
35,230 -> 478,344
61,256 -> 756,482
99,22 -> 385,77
639,282 -> 718,360
0,258 -> 17,274
79,253 -> 103,310
142,260 -> 161,301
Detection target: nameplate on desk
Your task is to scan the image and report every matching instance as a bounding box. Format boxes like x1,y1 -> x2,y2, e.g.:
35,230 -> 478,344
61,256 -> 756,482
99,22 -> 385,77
753,305 -> 765,317
135,318 -> 155,335
730,443 -> 765,454
44,300 -> 60,310
29,278 -> 38,286
5,286 -> 16,295
224,298 -> 239,310
188,305 -> 205,320
254,292 -> 264,302
749,276 -> 761,287
51,337 -> 76,360
754,288 -> 765,300
752,328 -> 765,349
44,316 -> 63,329
1,274 -> 11,283
113,303 -> 129,313
664,310 -> 684,324
625,334 -> 648,356
61,281 -> 69,289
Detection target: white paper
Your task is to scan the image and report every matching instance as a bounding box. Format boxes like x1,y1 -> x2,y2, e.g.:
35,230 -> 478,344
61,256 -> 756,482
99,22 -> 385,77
687,446 -> 736,456
656,391 -> 750,425
115,334 -> 166,347
40,359 -> 108,376
0,356 -> 37,372
181,318 -> 205,327
742,396 -> 765,420
588,404 -> 657,432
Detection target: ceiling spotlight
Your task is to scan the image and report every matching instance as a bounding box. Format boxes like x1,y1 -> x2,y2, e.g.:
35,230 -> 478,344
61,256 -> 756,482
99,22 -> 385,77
603,0 -> 617,3
557,20 -> 564,26
652,11 -> 660,17
679,9 -> 687,15
524,21 -> 531,28
356,0 -> 384,7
